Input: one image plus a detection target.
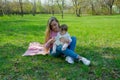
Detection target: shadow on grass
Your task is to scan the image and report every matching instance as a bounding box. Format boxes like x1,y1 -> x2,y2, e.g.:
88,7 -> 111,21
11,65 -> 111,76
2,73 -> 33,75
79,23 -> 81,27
0,43 -> 50,80
0,43 -> 26,66
0,43 -> 120,79
76,45 -> 120,80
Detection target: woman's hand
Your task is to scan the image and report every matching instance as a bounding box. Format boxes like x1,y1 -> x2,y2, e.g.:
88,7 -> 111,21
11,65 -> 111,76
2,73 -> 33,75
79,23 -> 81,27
48,37 -> 55,44
44,37 -> 55,51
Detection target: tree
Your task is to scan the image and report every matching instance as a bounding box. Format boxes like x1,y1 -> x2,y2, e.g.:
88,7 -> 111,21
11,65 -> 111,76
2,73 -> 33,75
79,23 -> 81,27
56,0 -> 65,18
19,0 -> 24,16
2,0 -> 11,15
104,0 -> 115,14
71,0 -> 82,17
32,0 -> 36,16
114,0 -> 120,13
36,0 -> 42,14
89,0 -> 96,15
51,0 -> 55,16
43,0 -> 50,14
43,0 -> 55,15
0,0 -> 4,16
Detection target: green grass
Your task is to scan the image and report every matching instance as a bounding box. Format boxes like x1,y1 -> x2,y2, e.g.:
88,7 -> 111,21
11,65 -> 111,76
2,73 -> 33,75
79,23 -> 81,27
0,14 -> 120,80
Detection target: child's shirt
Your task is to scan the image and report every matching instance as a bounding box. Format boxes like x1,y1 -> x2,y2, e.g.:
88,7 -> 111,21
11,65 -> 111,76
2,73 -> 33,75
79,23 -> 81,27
55,32 -> 72,45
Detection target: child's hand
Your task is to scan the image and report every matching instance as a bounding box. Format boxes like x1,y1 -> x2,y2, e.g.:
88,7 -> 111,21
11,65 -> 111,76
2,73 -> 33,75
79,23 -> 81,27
62,47 -> 66,51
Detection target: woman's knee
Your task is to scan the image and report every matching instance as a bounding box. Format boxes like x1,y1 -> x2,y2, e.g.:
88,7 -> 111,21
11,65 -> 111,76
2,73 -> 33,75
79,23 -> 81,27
68,36 -> 77,51
71,36 -> 77,42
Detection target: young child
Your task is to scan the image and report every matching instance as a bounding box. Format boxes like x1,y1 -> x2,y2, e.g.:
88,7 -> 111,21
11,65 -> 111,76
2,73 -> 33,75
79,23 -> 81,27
52,24 -> 72,54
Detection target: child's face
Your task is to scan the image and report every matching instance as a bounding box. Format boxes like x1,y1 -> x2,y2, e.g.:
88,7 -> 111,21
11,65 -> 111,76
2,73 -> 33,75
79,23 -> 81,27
60,30 -> 66,35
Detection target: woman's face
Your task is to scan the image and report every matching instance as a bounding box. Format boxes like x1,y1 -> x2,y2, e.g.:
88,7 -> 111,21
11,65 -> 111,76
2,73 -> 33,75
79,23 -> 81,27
50,20 -> 59,32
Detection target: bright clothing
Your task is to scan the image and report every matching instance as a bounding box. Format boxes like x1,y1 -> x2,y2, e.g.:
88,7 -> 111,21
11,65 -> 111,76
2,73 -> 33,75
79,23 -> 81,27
45,31 -> 78,60
54,32 -> 72,45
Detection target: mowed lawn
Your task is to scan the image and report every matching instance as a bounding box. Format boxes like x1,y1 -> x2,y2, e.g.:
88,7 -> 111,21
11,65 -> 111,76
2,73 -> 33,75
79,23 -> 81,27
0,14 -> 120,80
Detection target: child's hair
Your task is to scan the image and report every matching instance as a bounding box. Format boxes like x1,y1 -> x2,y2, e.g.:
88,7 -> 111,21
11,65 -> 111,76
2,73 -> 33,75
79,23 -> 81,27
60,24 -> 68,31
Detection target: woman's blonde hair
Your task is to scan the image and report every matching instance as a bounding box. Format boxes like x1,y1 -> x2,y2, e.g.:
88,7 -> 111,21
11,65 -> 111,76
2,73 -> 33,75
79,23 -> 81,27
45,17 -> 60,43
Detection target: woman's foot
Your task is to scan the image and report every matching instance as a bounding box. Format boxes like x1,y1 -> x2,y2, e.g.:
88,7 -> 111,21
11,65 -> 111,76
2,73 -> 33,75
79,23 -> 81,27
81,57 -> 90,66
65,56 -> 74,64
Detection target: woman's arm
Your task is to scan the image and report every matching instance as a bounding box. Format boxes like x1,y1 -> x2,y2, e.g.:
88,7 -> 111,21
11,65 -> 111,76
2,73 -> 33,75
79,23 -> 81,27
44,38 -> 55,49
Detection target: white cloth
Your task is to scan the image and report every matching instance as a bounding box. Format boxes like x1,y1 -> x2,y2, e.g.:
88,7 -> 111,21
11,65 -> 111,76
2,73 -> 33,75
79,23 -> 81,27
52,32 -> 72,53
55,32 -> 72,45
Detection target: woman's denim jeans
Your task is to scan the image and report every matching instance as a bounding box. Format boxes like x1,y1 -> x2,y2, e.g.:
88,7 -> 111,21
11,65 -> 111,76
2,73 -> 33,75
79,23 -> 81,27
50,36 -> 79,59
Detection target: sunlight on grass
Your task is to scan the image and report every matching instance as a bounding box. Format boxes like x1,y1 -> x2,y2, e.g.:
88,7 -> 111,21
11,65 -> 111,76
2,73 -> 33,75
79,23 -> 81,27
0,14 -> 120,80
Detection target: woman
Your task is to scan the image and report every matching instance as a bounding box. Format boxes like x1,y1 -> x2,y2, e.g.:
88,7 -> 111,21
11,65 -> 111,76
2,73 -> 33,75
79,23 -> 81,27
45,17 -> 90,65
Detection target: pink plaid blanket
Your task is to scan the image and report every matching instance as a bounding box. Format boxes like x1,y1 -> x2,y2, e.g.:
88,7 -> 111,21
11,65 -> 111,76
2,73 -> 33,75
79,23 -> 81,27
22,42 -> 49,56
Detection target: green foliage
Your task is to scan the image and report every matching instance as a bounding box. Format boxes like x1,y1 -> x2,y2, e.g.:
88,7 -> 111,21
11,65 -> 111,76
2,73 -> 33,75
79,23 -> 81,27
0,14 -> 120,80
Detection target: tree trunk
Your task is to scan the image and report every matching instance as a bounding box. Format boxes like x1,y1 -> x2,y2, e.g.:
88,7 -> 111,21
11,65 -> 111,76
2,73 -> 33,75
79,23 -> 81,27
56,0 -> 64,19
52,10 -> 54,16
78,8 -> 81,17
4,0 -> 8,15
118,7 -> 120,14
32,0 -> 36,16
91,3 -> 96,15
0,9 -> 4,16
75,8 -> 80,17
109,6 -> 112,14
61,10 -> 63,19
19,0 -> 23,17
61,0 -> 64,19
75,9 -> 77,16
51,0 -> 54,16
